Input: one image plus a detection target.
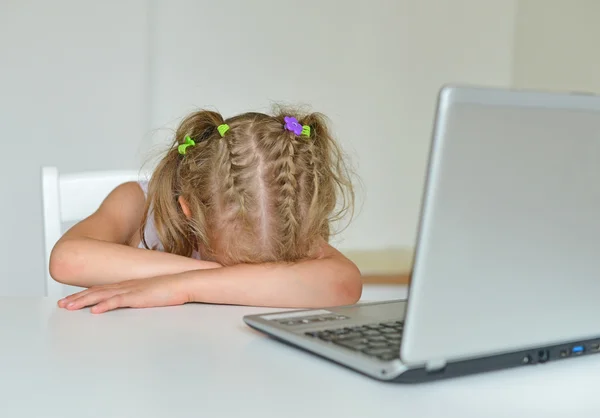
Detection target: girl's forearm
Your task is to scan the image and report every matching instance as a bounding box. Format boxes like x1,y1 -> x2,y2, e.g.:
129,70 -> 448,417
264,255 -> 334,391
50,238 -> 221,287
179,257 -> 362,308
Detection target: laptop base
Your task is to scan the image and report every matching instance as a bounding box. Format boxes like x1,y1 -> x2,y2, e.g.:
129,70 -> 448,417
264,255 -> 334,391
247,319 -> 600,383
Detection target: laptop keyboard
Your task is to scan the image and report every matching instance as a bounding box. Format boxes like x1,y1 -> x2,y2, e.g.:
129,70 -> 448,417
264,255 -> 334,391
304,321 -> 403,361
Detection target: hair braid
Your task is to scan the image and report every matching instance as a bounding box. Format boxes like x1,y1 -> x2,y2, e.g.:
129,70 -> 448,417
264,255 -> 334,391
275,135 -> 300,255
305,128 -> 322,231
301,114 -> 334,241
218,131 -> 247,220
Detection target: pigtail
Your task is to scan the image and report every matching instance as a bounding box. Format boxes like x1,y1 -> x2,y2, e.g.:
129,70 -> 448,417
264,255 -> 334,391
140,146 -> 192,256
301,112 -> 355,242
176,110 -> 223,143
141,110 -> 225,257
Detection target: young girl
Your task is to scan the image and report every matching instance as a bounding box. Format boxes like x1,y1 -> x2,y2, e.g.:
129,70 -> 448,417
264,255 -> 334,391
51,109 -> 362,314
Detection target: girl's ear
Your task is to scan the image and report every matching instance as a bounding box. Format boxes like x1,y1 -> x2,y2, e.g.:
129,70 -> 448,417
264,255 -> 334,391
178,196 -> 192,219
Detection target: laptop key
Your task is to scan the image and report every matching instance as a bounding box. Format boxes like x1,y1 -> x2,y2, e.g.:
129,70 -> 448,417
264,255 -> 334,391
343,337 -> 370,345
333,332 -> 363,341
311,321 -> 404,347
334,339 -> 369,350
368,341 -> 390,348
367,335 -> 387,342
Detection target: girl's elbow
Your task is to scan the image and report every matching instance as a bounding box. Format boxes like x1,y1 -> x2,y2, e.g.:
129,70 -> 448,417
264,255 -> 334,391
49,241 -> 84,286
331,262 -> 362,306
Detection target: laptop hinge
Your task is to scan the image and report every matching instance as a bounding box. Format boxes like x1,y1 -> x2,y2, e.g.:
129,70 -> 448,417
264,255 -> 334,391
425,359 -> 447,373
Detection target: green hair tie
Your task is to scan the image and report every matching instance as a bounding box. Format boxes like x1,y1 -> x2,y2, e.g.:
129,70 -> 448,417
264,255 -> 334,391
301,125 -> 311,137
178,136 -> 196,155
217,124 -> 230,137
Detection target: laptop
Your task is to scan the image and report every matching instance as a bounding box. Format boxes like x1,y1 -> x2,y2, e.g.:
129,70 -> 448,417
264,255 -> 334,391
243,84 -> 600,382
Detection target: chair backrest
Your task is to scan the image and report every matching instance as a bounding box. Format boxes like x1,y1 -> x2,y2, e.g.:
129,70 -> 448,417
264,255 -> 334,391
41,166 -> 148,298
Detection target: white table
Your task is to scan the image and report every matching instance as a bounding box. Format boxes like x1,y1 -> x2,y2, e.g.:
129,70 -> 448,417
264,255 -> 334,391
2,286 -> 600,417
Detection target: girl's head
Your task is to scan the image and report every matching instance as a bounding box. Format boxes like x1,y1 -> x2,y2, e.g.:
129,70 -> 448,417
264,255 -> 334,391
141,108 -> 354,265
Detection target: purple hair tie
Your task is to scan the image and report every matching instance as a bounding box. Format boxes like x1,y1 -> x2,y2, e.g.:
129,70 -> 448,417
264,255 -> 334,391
284,116 -> 303,135
284,116 -> 311,137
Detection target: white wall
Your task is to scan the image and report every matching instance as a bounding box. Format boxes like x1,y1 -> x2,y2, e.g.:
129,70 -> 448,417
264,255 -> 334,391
512,0 -> 600,93
0,0 -> 518,295
0,1 -> 148,295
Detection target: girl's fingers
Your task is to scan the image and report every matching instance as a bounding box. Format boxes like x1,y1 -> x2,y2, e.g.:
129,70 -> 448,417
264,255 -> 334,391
58,285 -> 115,307
58,288 -> 94,307
65,289 -> 127,310
91,294 -> 131,314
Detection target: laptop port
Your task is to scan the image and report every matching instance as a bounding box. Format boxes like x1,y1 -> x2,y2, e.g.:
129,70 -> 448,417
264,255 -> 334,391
559,349 -> 569,358
537,350 -> 549,363
571,345 -> 584,355
589,343 -> 600,352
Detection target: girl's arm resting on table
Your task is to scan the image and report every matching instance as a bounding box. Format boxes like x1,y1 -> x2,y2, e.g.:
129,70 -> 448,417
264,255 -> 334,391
60,242 -> 362,313
49,182 -> 221,288
183,243 -> 362,308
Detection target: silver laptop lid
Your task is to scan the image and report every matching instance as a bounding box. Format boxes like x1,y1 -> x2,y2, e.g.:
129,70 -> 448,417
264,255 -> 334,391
401,85 -> 600,367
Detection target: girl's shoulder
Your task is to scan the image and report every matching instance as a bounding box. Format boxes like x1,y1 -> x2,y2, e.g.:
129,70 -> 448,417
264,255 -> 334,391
135,180 -> 162,251
137,180 -> 149,195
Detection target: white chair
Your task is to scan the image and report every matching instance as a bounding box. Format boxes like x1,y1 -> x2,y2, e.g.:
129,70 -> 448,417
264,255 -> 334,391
41,167 -> 148,299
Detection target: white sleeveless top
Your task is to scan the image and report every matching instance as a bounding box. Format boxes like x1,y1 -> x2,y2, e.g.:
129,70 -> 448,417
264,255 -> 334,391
137,181 -> 201,260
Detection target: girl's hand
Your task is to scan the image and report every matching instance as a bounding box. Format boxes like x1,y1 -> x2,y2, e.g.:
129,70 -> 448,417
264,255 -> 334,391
57,275 -> 191,314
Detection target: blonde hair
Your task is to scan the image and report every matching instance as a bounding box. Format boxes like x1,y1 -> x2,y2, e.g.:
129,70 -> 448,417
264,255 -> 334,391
140,108 -> 354,265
